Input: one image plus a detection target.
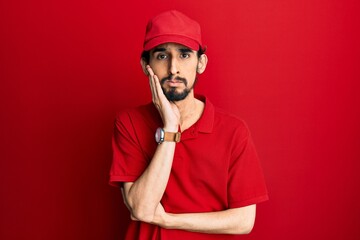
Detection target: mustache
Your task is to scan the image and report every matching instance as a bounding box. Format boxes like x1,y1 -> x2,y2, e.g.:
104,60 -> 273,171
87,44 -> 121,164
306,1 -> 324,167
160,75 -> 188,86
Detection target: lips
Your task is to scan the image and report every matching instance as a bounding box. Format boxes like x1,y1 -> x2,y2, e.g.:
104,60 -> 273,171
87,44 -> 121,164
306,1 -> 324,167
161,76 -> 187,86
168,79 -> 184,83
166,79 -> 184,87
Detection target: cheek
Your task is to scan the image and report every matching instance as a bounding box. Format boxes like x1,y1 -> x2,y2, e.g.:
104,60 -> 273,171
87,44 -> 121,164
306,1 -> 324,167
150,65 -> 163,78
150,64 -> 167,77
186,69 -> 198,84
187,64 -> 198,77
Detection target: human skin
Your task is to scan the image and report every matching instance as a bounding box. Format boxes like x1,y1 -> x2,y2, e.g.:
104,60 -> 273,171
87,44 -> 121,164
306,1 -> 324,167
122,43 -> 256,234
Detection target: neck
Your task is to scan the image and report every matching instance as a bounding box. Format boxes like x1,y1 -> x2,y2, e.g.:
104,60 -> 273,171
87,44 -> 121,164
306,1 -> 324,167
173,91 -> 204,131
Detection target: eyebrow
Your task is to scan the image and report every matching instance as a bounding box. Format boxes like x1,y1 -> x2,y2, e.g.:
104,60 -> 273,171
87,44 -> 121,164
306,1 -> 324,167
152,47 -> 194,54
152,47 -> 167,53
179,48 -> 193,53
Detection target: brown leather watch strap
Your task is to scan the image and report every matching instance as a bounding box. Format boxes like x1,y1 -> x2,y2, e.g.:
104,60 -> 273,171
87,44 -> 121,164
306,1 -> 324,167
164,132 -> 181,142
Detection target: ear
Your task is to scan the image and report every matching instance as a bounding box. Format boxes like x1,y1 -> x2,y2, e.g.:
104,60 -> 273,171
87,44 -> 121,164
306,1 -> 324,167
140,58 -> 149,76
197,54 -> 208,74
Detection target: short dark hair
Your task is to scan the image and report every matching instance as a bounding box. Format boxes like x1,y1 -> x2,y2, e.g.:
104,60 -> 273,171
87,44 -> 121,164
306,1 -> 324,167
141,46 -> 206,64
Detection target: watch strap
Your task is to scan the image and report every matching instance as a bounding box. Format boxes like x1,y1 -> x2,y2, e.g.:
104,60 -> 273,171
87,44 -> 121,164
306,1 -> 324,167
164,131 -> 181,143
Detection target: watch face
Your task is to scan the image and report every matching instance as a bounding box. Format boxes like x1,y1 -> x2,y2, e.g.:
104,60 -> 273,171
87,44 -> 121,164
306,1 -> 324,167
155,128 -> 164,143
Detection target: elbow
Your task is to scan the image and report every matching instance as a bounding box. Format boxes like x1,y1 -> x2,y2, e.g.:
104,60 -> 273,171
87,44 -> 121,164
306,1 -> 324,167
241,221 -> 255,234
232,216 -> 255,235
130,207 -> 155,223
232,221 -> 254,235
127,198 -> 155,223
232,204 -> 256,235
122,184 -> 157,223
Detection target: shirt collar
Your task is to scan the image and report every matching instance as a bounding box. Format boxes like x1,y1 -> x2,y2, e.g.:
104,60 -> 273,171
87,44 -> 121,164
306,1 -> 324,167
195,94 -> 214,133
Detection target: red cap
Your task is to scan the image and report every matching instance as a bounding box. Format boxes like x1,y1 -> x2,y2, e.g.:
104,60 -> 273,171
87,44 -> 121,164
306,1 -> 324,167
143,10 -> 204,51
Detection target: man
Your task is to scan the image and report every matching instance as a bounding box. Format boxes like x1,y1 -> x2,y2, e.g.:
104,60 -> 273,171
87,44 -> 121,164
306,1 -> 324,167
110,10 -> 268,239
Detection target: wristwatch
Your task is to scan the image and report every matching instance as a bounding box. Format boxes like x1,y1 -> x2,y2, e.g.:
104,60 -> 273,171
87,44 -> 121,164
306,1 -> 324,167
155,127 -> 181,144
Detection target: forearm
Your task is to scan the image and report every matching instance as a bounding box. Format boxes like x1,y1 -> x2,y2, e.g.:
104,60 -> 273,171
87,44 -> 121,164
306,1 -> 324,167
156,205 -> 256,235
124,142 -> 176,222
124,65 -> 181,222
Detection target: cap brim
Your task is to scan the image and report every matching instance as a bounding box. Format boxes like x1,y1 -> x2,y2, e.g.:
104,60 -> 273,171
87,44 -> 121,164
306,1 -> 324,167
144,35 -> 200,51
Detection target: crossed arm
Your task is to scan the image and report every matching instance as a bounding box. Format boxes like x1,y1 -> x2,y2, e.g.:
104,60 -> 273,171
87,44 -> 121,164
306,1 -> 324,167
123,180 -> 256,234
122,170 -> 256,235
121,65 -> 256,234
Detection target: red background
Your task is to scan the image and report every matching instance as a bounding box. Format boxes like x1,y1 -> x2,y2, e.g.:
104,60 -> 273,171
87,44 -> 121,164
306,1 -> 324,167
1,0 -> 360,239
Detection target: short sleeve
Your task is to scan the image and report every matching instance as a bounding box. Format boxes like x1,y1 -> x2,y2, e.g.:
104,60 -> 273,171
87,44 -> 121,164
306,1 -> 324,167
109,111 -> 149,187
227,123 -> 269,208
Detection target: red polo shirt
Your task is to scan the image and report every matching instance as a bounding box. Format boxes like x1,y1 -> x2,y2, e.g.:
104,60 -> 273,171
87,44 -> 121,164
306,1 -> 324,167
110,95 -> 268,240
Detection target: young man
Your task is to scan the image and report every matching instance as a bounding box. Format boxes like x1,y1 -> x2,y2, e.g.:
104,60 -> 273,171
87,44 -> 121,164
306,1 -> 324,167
110,10 -> 268,239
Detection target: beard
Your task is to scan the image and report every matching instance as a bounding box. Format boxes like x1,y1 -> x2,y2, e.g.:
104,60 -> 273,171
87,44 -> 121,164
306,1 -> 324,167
163,87 -> 191,101
160,75 -> 197,101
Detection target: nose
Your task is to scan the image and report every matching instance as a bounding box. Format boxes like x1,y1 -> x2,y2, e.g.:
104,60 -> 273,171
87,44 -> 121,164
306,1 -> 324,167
169,57 -> 180,75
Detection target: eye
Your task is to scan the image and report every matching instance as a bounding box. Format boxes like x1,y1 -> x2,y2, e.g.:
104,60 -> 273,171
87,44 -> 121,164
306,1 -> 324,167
180,53 -> 190,59
156,54 -> 167,60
